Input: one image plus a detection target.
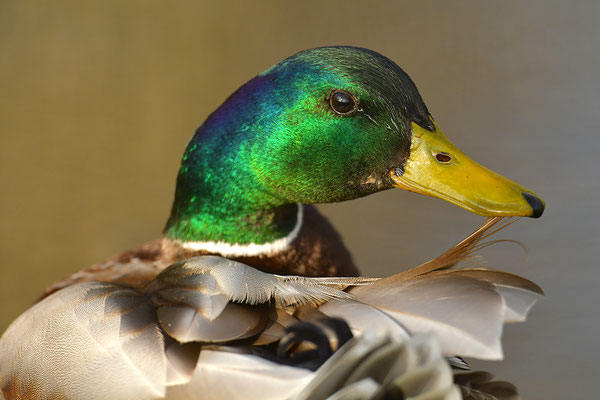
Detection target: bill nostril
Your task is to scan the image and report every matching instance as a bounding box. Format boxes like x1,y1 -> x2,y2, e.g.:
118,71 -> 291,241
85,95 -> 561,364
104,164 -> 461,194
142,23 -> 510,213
522,192 -> 545,218
435,152 -> 452,163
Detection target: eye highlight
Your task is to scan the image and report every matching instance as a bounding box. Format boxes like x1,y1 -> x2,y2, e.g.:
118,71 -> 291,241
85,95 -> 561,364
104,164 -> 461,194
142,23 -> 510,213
329,89 -> 358,116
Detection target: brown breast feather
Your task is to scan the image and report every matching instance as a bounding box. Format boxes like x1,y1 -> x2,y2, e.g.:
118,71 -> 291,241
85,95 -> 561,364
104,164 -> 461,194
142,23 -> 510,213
39,205 -> 359,301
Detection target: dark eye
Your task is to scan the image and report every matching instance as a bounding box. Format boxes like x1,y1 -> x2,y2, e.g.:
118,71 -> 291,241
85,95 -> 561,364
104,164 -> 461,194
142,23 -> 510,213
329,89 -> 357,115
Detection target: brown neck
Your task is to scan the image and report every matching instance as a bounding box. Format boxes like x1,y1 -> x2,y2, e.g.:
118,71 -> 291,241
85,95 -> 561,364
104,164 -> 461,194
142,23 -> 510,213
160,205 -> 359,277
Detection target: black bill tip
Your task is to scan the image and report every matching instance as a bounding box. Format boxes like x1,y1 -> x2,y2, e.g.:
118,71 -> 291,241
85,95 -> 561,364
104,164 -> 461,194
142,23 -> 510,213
522,192 -> 545,218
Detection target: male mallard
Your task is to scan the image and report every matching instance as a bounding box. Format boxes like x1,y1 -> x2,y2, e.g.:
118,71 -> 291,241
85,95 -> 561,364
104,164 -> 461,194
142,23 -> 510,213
0,47 -> 544,399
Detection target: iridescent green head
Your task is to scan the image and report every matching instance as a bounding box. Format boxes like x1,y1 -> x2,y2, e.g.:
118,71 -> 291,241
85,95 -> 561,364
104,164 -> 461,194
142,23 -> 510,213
165,46 -> 544,246
245,46 -> 434,203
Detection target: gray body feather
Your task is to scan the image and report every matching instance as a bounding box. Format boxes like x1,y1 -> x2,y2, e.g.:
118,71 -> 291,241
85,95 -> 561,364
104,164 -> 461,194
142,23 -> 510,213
0,218 -> 540,399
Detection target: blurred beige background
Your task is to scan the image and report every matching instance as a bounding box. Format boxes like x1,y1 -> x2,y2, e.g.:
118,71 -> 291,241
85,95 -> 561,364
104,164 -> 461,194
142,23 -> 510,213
1,1 -> 598,398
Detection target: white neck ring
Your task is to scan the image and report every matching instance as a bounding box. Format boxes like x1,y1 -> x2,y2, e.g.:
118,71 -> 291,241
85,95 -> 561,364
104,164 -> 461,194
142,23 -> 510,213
178,204 -> 304,257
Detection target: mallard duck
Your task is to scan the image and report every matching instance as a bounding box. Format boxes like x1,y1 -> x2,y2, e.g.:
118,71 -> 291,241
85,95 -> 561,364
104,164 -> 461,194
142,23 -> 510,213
0,46 -> 544,400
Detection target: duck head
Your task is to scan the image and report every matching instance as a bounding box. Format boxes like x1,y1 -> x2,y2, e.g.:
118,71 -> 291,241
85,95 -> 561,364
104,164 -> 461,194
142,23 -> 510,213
165,46 -> 544,247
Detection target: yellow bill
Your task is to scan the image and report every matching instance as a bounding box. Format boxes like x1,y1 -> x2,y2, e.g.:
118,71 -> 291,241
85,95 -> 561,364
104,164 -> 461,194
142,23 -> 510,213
391,121 -> 544,218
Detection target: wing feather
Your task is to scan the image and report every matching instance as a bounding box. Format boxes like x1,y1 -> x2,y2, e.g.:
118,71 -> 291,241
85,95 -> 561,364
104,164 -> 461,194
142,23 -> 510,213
156,303 -> 267,343
164,348 -> 313,400
0,282 -> 167,400
345,275 -> 506,359
150,256 -> 356,308
297,334 -> 461,400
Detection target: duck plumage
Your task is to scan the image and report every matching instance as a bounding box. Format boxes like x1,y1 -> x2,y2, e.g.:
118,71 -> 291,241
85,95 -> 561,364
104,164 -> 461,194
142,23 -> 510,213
0,46 -> 545,399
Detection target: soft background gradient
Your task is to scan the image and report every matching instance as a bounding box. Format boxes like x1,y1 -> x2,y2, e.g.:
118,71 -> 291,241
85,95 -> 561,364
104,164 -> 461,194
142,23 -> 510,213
1,1 -> 598,398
